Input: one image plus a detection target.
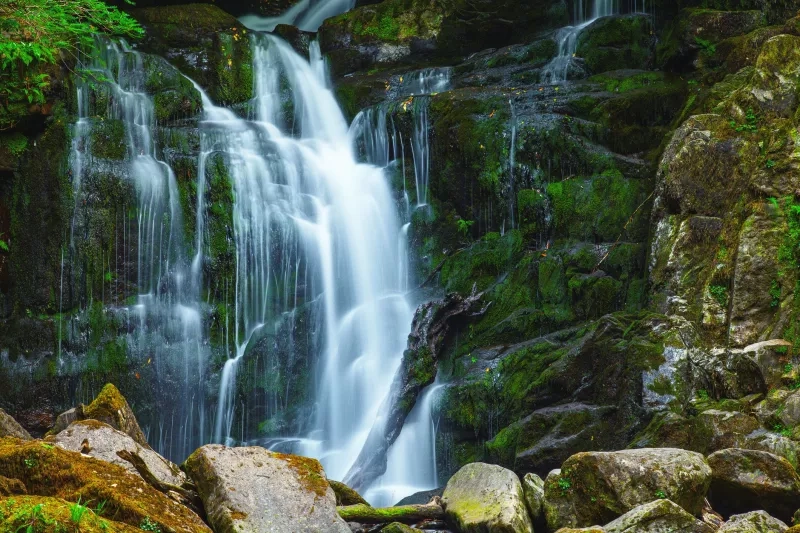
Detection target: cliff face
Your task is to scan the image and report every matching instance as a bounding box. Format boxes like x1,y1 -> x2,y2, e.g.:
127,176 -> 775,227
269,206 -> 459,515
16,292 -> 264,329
2,0 -> 800,488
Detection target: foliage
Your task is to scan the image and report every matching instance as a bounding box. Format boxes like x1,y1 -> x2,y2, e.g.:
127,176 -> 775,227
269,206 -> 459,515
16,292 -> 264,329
0,0 -> 143,130
139,517 -> 162,532
708,284 -> 728,306
69,497 -> 89,525
456,218 -> 474,237
0,232 -> 8,252
729,108 -> 758,133
694,37 -> 716,56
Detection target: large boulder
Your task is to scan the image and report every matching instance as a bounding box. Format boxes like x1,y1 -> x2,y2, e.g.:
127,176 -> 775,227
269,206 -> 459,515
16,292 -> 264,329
718,511 -> 788,533
0,409 -> 31,440
603,499 -> 714,533
52,420 -> 187,488
441,462 -> 533,533
707,448 -> 800,523
80,384 -> 149,448
0,438 -> 211,533
183,445 -> 349,533
544,449 -> 711,530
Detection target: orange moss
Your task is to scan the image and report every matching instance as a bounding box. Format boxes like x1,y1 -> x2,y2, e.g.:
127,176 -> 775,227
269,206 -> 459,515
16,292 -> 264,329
0,438 -> 210,533
270,452 -> 329,498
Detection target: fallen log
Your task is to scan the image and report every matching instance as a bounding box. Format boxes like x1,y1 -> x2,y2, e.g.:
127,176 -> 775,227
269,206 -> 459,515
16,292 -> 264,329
337,503 -> 445,524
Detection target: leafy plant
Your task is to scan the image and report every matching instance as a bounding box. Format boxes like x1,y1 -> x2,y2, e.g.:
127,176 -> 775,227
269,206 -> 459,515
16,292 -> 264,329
697,389 -> 709,401
766,159 -> 777,169
729,108 -> 759,133
23,458 -> 37,469
0,232 -> 8,252
655,489 -> 666,499
694,37 -> 716,56
13,502 -> 47,533
708,284 -> 728,306
773,423 -> 793,438
69,497 -> 89,525
456,218 -> 475,237
0,0 -> 143,130
140,517 -> 162,532
770,280 -> 782,308
95,499 -> 107,516
557,476 -> 571,494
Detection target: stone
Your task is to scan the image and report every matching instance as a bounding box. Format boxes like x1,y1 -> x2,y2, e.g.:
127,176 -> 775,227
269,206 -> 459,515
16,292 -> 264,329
48,408 -> 77,436
718,511 -> 788,533
330,479 -> 369,506
708,448 -> 800,522
380,523 -> 422,533
692,410 -> 760,454
576,15 -> 655,74
544,448 -> 711,530
743,340 -> 794,389
52,420 -> 187,488
183,445 -> 349,533
80,384 -> 149,448
0,438 -> 211,533
441,462 -> 533,533
604,499 -> 714,533
0,409 -> 31,440
521,473 -> 545,524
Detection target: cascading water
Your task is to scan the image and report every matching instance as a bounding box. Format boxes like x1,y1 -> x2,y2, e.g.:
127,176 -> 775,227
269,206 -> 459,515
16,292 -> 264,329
239,0 -> 355,32
69,38 -> 210,460
541,0 -> 620,83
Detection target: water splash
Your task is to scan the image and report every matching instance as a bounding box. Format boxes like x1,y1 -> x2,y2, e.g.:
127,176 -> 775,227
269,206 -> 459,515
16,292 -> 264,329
239,0 -> 355,32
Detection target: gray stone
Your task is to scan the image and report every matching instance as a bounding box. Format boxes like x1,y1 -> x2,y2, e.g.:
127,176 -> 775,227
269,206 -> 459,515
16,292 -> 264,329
718,511 -> 788,533
442,462 -> 533,533
183,445 -> 349,533
0,409 -> 31,440
521,473 -> 545,524
604,499 -> 714,533
49,408 -> 78,436
53,420 -> 186,488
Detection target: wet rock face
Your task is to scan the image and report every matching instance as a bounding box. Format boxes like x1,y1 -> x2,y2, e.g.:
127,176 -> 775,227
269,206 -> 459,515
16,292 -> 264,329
441,462 -> 533,533
183,445 -> 350,533
576,15 -> 656,75
543,448 -> 711,530
707,448 -> 800,523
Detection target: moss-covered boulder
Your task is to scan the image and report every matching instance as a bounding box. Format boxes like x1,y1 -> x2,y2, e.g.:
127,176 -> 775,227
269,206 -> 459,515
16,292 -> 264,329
329,479 -> 369,506
0,409 -> 31,441
183,445 -> 350,533
132,4 -> 253,105
603,499 -> 714,533
543,448 -> 711,530
80,384 -> 148,448
381,523 -> 423,533
441,462 -> 533,533
0,439 -> 211,533
718,511 -> 789,533
707,448 -> 800,522
0,495 -> 142,533
576,15 -> 655,75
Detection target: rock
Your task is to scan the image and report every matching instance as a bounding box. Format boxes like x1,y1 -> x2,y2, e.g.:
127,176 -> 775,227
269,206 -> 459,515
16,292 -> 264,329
48,408 -> 77,436
395,487 -> 444,506
692,410 -> 760,454
380,524 -> 422,533
0,409 -> 31,440
441,462 -> 533,533
576,15 -> 655,74
521,473 -> 545,524
0,495 -> 142,533
555,529 -> 606,533
0,438 -> 211,532
52,420 -> 187,488
338,503 -> 444,524
80,384 -> 149,448
718,511 -> 788,533
330,479 -> 369,506
743,340 -> 794,389
604,499 -> 714,533
0,475 -> 26,495
708,448 -> 800,522
544,448 -> 711,530
184,445 -> 349,533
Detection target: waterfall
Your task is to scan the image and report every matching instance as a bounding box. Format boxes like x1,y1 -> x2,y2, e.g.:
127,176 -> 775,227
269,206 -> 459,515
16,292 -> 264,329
542,0 -> 620,83
239,0 -> 356,32
69,38 -> 209,460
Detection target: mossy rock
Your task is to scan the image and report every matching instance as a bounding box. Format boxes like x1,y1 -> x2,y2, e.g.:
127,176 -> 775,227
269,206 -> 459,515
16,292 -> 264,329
329,479 -> 368,506
0,439 -> 211,532
0,495 -> 142,533
381,523 -> 423,533
80,384 -> 148,448
576,15 -> 655,75
89,119 -> 126,160
0,475 -> 26,496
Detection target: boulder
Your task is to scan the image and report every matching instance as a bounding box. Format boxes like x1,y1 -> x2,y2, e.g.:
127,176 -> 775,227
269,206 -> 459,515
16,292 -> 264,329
441,462 -> 533,533
692,410 -> 760,453
522,473 -> 545,524
48,408 -> 77,436
707,448 -> 800,522
380,524 -> 423,533
0,409 -> 32,440
0,438 -> 211,533
52,420 -> 187,488
544,449 -> 711,530
183,445 -> 349,533
604,499 -> 714,533
329,479 -> 369,506
80,384 -> 149,448
718,511 -> 788,533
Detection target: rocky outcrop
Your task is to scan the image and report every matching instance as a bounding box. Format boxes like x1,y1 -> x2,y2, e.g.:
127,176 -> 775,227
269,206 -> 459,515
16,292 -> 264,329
544,449 -> 711,530
184,445 -> 349,533
442,462 -> 533,533
79,384 -> 149,448
0,409 -> 31,440
718,511 -> 789,533
707,448 -> 800,522
603,499 -> 714,533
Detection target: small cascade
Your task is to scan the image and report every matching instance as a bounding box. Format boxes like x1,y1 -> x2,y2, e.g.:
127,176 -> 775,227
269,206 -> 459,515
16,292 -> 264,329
239,0 -> 355,32
542,0 -> 621,83
508,99 -> 517,229
364,381 -> 446,507
69,38 -> 210,460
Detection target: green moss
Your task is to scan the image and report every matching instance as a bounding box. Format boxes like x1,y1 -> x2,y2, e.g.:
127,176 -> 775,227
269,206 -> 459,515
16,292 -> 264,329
0,495 -> 140,533
90,119 -> 126,160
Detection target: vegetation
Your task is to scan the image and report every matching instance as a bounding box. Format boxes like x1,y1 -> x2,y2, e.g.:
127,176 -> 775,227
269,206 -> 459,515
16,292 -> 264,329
0,0 -> 143,129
